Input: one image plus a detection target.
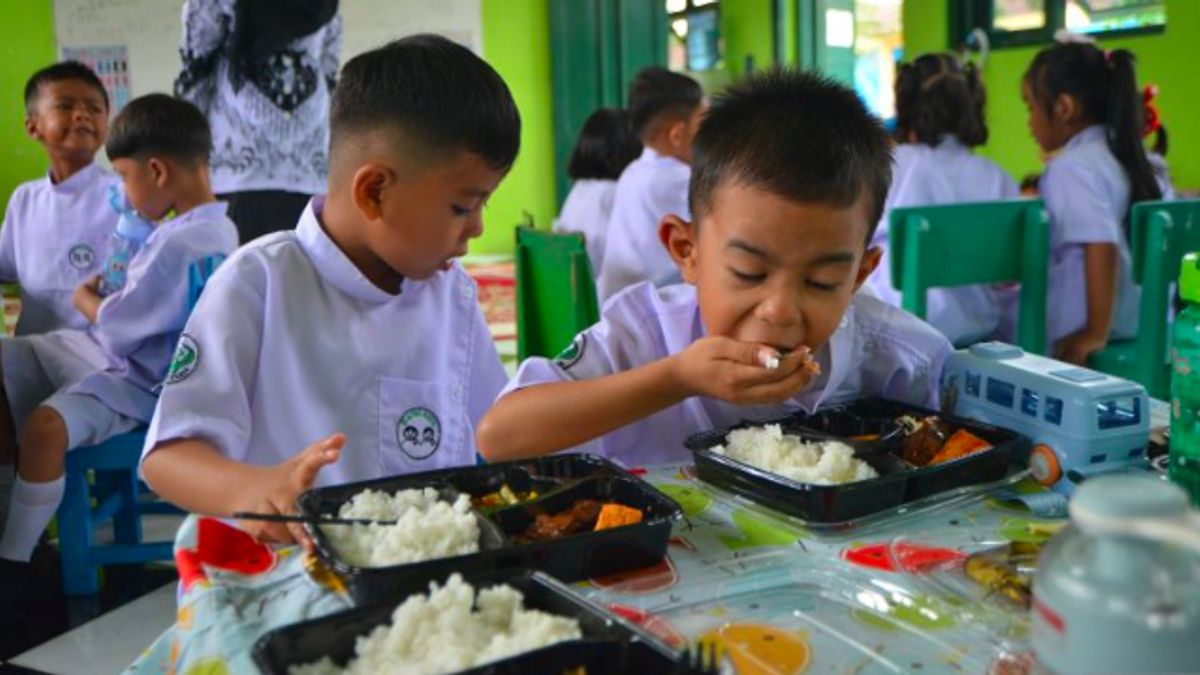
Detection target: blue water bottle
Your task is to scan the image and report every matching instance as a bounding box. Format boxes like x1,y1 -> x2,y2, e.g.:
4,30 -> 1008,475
97,185 -> 154,297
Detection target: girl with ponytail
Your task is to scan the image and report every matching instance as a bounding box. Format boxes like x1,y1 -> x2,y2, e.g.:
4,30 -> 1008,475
1023,42 -> 1169,364
871,53 -> 1020,347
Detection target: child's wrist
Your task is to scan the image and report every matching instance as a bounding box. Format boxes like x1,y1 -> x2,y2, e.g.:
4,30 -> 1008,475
659,354 -> 695,400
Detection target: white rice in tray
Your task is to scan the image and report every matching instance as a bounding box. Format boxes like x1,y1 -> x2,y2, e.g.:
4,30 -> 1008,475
290,573 -> 583,675
322,488 -> 480,568
710,424 -> 879,485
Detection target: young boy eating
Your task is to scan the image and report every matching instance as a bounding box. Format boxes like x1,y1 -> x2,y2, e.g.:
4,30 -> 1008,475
478,69 -> 952,466
140,35 -> 517,546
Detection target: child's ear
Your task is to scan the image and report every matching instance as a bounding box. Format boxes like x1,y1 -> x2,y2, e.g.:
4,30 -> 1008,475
1053,92 -> 1078,124
24,116 -> 40,141
852,245 -> 883,291
660,213 -> 700,283
148,158 -> 170,187
350,163 -> 392,221
665,118 -> 688,152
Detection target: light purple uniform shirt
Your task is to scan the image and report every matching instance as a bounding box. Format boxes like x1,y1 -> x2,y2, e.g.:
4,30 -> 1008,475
596,148 -> 691,303
501,282 -> 952,467
0,164 -> 118,335
554,178 -> 618,275
1039,125 -> 1174,345
68,202 -> 239,421
870,136 -> 1021,346
141,199 -> 508,486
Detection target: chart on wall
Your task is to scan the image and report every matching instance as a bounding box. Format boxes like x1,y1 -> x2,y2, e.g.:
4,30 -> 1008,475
61,45 -> 133,113
53,0 -> 484,105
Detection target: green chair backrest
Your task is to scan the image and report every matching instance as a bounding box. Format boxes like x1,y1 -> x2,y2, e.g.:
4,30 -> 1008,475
889,199 -> 1050,355
515,226 -> 600,361
1116,199 -> 1200,395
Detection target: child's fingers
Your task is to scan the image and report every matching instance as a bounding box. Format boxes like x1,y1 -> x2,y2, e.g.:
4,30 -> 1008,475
245,520 -> 292,545
291,434 -> 345,489
740,364 -> 819,403
288,522 -> 315,551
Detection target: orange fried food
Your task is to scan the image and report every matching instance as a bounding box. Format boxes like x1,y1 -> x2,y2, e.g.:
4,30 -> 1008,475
594,503 -> 644,531
928,429 -> 992,465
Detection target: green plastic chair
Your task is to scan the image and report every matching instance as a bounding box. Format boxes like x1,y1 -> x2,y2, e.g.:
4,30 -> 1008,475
1089,199 -> 1200,399
889,200 -> 1050,355
515,226 -> 600,361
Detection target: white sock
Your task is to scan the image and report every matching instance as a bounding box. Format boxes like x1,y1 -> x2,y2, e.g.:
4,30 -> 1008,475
0,475 -> 64,562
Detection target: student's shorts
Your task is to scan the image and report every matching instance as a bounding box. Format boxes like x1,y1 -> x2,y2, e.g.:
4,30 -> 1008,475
1,333 -> 139,449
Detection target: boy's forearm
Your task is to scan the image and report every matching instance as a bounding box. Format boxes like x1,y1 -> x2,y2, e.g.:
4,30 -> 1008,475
476,357 -> 690,461
1082,243 -> 1118,339
74,290 -> 101,324
141,439 -> 265,516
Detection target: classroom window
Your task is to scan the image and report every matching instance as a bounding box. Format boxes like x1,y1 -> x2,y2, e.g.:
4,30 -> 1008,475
1065,0 -> 1165,35
986,378 -> 1016,408
1020,389 -> 1039,417
853,0 -> 902,120
1097,397 -> 1142,430
1045,396 -> 1064,425
965,371 -> 981,397
667,0 -> 721,72
955,0 -> 1164,49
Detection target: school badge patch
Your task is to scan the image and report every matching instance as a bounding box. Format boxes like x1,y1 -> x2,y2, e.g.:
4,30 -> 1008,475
397,407 -> 441,459
554,333 -> 587,370
166,334 -> 200,384
68,244 -> 95,270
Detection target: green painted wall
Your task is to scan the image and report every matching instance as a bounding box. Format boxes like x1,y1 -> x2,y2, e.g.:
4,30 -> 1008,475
478,0 -> 556,254
721,0 -> 774,75
0,0 -> 57,206
903,0 -> 1199,193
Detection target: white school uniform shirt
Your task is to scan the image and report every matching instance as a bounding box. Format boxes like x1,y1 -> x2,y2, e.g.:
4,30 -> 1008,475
870,136 -> 1020,346
141,199 -> 508,486
0,164 -> 118,335
68,202 -> 239,422
502,282 -> 952,467
1040,124 -> 1164,346
596,148 -> 691,303
554,178 -> 618,274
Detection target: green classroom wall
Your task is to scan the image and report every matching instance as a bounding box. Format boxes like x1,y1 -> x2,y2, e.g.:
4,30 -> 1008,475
0,0 -> 57,208
477,0 -> 556,254
903,0 -> 1199,193
721,0 -> 774,76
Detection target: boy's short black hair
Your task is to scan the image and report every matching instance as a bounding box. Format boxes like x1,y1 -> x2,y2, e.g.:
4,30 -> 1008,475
105,94 -> 212,164
627,67 -> 703,139
331,34 -> 520,170
24,61 -> 108,116
567,108 -> 642,181
689,68 -> 892,243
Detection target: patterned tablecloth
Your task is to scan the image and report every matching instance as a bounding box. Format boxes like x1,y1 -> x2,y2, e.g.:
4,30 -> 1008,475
125,461 -> 1063,675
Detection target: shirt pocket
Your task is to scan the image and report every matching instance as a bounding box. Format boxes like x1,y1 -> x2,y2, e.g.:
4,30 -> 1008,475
377,376 -> 469,475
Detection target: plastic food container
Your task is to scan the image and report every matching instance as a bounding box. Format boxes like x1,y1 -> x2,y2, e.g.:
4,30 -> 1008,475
253,568 -> 686,675
299,454 -> 683,604
685,398 -> 1029,523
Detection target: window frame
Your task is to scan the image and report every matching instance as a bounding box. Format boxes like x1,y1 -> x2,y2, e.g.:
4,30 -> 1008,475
667,0 -> 722,72
952,0 -> 1165,50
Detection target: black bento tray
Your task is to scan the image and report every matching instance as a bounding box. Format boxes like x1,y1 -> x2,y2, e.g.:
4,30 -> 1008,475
298,454 -> 683,604
253,568 -> 687,675
684,398 -> 1030,523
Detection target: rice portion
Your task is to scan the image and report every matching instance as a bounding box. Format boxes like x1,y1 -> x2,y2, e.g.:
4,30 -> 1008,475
290,573 -> 583,675
711,424 -> 879,485
321,488 -> 480,568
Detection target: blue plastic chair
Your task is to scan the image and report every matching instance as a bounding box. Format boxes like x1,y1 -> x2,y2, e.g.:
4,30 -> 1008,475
57,254 -> 225,595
